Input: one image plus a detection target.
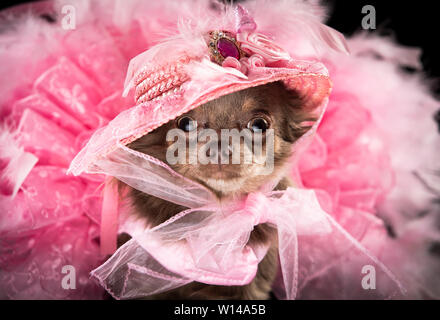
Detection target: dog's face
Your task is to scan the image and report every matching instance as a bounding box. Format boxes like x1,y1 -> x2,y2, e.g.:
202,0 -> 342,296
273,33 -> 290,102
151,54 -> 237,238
129,81 -> 314,198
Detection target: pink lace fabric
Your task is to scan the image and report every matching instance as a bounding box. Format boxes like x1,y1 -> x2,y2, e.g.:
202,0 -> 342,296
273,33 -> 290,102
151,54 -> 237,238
0,58 -> 111,298
0,2 -> 138,299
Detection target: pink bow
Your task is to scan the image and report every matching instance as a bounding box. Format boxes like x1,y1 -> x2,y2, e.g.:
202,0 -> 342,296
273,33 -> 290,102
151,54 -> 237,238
87,145 -> 406,299
91,185 -> 405,299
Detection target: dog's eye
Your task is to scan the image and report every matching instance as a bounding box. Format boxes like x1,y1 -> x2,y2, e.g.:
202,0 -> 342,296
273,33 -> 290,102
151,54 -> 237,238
247,117 -> 270,132
177,116 -> 197,132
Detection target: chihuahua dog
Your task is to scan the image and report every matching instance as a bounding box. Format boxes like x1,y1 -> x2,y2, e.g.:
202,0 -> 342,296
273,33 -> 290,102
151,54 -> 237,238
118,81 -> 315,299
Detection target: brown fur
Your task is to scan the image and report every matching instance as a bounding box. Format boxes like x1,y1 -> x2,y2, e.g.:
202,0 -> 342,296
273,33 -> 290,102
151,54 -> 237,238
118,81 -> 315,299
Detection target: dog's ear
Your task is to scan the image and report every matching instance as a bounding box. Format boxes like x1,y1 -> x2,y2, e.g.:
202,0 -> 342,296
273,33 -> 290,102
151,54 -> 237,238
278,83 -> 317,143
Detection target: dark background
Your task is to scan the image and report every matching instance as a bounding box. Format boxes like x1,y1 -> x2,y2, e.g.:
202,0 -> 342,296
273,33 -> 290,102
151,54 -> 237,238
1,0 -> 439,97
326,0 -> 440,94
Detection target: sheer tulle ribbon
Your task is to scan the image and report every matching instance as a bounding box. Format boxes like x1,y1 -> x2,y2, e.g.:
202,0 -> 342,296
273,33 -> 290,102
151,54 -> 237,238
88,144 -> 405,299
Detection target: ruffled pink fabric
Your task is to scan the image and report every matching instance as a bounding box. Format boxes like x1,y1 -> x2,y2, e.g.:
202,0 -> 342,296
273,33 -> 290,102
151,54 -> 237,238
0,1 -> 139,299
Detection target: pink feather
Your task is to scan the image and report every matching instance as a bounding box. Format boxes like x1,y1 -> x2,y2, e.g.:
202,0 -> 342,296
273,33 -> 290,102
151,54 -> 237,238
0,126 -> 38,198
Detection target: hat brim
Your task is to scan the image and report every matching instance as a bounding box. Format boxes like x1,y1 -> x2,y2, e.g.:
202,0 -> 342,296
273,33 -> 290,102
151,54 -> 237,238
69,59 -> 331,176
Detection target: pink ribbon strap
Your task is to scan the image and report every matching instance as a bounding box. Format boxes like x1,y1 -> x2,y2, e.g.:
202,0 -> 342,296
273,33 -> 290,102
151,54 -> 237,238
100,177 -> 119,256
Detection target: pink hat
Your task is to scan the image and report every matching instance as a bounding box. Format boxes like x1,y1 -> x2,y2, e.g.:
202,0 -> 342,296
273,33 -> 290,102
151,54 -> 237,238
68,4 -> 347,175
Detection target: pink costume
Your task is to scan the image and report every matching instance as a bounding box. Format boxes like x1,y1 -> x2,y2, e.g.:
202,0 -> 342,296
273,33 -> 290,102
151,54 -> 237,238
0,0 -> 439,299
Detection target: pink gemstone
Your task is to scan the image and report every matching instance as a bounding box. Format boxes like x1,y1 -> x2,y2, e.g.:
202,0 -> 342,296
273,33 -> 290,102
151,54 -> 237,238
217,38 -> 240,60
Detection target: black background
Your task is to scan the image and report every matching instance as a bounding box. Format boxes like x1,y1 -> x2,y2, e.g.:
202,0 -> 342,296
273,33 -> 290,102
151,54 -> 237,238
326,0 -> 440,95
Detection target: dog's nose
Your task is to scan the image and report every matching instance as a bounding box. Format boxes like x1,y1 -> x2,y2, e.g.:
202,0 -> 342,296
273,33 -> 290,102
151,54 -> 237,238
205,140 -> 233,164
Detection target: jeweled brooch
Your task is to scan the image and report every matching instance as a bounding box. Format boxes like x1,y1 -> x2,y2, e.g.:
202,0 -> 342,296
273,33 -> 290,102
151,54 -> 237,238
207,30 -> 245,64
